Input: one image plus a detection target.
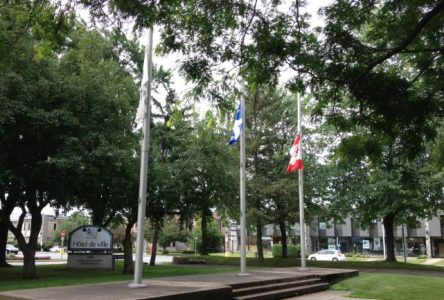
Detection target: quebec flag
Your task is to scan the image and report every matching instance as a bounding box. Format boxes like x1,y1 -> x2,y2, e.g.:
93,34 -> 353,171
229,103 -> 242,145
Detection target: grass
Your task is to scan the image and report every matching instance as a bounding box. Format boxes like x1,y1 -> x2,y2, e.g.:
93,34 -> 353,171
194,254 -> 444,272
433,260 -> 444,266
0,262 -> 237,292
332,273 -> 444,300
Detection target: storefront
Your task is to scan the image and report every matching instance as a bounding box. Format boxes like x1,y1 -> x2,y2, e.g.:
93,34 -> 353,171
432,238 -> 444,258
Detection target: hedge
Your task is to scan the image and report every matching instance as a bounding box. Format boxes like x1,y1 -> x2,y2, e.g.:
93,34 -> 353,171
272,243 -> 301,258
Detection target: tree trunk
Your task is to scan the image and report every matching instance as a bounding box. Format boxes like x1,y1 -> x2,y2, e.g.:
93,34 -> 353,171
0,219 -> 11,267
383,213 -> 397,262
279,220 -> 288,259
255,218 -> 264,265
122,219 -> 136,274
201,208 -> 208,255
22,248 -> 37,279
150,220 -> 160,266
0,202 -> 15,267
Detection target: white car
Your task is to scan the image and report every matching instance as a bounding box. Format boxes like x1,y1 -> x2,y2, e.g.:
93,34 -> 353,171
49,245 -> 61,252
5,244 -> 19,254
308,249 -> 346,261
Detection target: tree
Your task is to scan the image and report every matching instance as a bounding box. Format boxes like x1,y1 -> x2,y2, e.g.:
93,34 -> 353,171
53,212 -> 90,245
0,1 -> 78,276
176,113 -> 238,255
190,218 -> 223,254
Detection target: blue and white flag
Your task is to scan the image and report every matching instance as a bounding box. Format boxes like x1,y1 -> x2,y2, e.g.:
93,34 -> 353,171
229,103 -> 242,144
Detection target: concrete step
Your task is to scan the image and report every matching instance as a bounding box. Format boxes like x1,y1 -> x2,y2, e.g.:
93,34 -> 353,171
233,283 -> 330,300
232,278 -> 323,297
230,275 -> 317,290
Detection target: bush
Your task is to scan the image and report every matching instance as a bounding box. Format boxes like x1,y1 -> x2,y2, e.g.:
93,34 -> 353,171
417,254 -> 427,259
344,252 -> 353,257
272,244 -> 301,258
182,250 -> 195,254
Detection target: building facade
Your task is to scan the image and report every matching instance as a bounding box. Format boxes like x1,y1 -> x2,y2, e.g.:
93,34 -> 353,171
9,214 -> 66,246
263,214 -> 444,258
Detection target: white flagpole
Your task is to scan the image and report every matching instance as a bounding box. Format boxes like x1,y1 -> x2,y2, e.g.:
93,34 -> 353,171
129,27 -> 154,288
239,88 -> 249,276
297,93 -> 308,271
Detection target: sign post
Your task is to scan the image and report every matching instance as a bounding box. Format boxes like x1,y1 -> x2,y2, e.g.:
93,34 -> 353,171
60,231 -> 65,260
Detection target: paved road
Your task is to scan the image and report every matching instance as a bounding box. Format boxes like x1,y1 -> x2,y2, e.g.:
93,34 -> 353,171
8,252 -> 173,266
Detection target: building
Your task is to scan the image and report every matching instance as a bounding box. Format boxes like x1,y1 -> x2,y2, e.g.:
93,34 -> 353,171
263,214 -> 444,258
9,214 -> 67,246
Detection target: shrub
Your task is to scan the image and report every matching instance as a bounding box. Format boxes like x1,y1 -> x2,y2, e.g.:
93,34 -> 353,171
272,244 -> 301,258
344,252 -> 353,257
417,254 -> 427,259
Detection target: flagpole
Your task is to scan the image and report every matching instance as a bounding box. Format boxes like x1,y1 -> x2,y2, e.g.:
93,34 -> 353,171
129,27 -> 153,288
238,87 -> 249,276
297,93 -> 308,271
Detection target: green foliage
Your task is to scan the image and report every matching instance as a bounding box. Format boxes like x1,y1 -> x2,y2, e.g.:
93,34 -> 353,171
53,212 -> 90,244
191,219 -> 223,254
272,244 -> 301,258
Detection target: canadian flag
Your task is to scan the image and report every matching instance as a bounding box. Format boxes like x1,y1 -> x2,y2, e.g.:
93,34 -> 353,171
287,133 -> 304,173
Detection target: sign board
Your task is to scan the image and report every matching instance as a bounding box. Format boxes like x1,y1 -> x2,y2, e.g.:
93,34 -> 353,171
319,222 -> 326,230
374,238 -> 381,250
328,245 -> 336,250
363,239 -> 370,250
67,253 -> 114,270
68,225 -> 113,251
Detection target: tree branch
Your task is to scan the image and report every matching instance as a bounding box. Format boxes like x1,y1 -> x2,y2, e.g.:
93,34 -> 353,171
353,0 -> 444,83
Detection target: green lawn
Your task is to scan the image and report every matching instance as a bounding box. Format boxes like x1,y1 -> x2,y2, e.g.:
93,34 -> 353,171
432,260 -> 444,266
196,255 -> 444,273
332,273 -> 444,300
0,262 -> 237,292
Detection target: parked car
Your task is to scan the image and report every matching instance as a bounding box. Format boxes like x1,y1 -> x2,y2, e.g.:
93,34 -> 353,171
49,245 -> 61,252
5,244 -> 19,254
308,249 -> 346,261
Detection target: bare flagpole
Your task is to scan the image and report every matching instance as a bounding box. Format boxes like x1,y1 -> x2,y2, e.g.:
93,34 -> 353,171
129,27 -> 153,288
297,93 -> 308,271
239,90 -> 249,276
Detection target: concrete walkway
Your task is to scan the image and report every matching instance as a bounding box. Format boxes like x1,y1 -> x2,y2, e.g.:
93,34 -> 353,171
0,267 -> 357,300
423,258 -> 443,265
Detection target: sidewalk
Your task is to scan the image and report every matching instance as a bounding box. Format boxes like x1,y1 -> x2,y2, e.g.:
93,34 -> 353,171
0,267 -> 357,300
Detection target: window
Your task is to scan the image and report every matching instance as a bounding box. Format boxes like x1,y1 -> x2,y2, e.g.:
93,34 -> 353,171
54,223 -> 57,230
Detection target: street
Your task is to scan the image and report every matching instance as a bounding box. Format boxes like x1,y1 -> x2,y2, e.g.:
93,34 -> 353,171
8,252 -> 173,266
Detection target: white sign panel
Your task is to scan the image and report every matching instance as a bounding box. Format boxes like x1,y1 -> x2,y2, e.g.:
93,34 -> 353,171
374,238 -> 381,250
363,239 -> 370,250
68,226 -> 113,251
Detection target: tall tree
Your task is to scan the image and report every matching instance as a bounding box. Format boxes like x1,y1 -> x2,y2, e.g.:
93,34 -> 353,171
177,113 -> 238,255
0,1 -> 77,276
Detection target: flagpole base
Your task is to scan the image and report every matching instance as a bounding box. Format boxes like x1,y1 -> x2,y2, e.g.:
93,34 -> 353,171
128,283 -> 148,288
237,272 -> 251,277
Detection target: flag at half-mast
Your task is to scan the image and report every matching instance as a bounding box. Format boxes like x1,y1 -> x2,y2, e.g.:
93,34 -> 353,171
228,103 -> 242,145
287,133 -> 304,172
134,44 -> 149,130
